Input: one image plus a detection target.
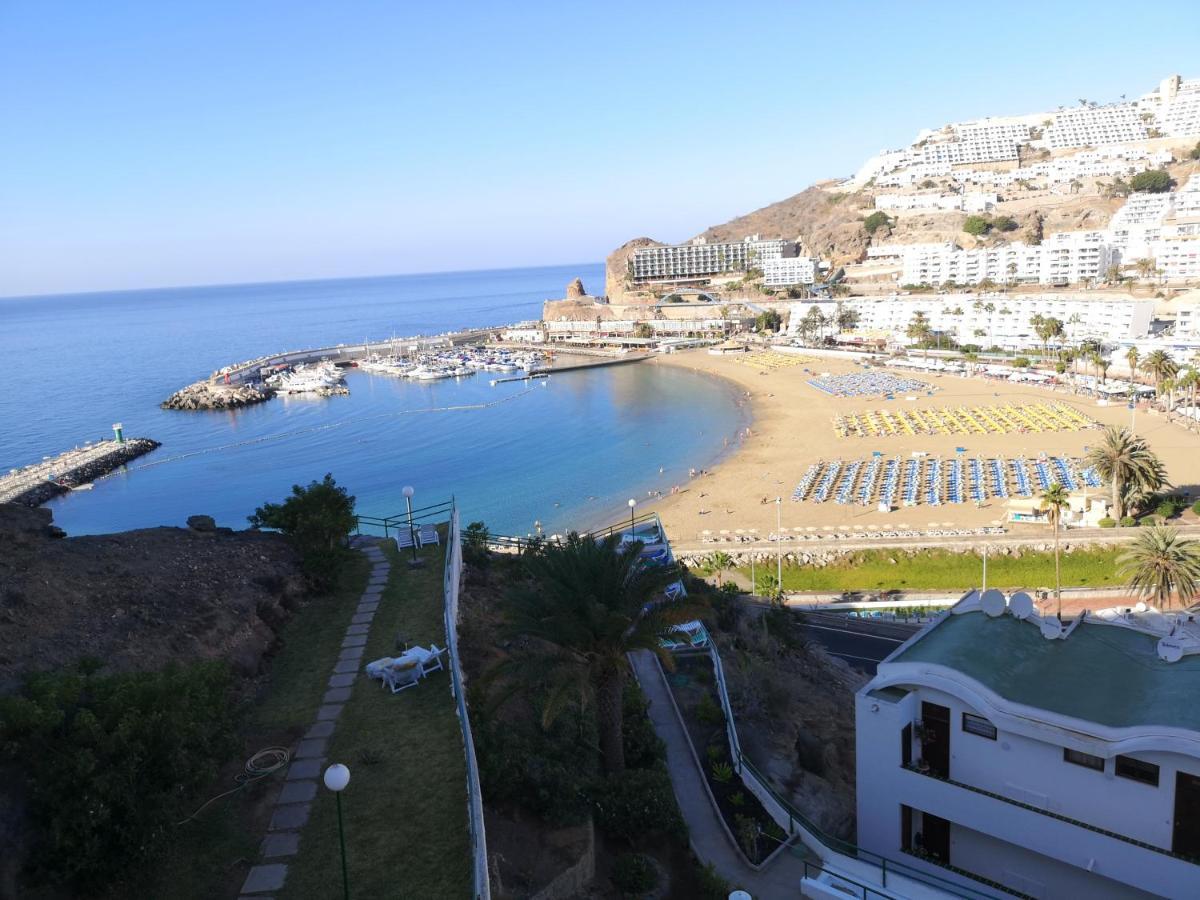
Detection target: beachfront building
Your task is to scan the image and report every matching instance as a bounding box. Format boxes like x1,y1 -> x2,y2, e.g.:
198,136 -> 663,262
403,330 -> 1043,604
894,233 -> 1114,287
631,236 -> 791,283
856,593 -> 1200,899
1151,238 -> 1200,281
788,294 -> 1154,350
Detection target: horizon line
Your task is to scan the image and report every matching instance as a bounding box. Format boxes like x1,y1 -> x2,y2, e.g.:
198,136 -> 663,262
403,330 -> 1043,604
0,259 -> 606,304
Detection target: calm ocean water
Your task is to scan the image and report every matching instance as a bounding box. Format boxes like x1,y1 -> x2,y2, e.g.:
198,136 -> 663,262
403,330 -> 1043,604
0,265 -> 747,536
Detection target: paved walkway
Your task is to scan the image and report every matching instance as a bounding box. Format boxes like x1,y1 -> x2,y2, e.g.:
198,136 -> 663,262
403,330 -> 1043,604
629,650 -> 808,897
238,536 -> 389,898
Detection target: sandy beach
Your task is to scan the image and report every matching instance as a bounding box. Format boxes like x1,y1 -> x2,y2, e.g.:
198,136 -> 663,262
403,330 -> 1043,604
645,348 -> 1200,546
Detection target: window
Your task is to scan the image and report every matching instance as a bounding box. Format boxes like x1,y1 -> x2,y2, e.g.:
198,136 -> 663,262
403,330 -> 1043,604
961,712 -> 997,740
1063,748 -> 1105,771
1116,755 -> 1160,786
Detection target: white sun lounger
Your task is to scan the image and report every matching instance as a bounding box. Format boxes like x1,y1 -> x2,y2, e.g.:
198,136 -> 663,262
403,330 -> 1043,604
418,524 -> 440,547
394,529 -> 418,550
420,645 -> 446,677
383,660 -> 422,693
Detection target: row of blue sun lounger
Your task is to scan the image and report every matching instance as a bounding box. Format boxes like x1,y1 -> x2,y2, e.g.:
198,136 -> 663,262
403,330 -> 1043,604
795,456 -> 1104,507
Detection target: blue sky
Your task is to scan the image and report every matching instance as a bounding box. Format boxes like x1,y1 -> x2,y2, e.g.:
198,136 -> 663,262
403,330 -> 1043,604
2,1 -> 1199,297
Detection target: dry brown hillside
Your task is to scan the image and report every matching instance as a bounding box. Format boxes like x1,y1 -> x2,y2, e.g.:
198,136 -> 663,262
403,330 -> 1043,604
695,185 -> 875,267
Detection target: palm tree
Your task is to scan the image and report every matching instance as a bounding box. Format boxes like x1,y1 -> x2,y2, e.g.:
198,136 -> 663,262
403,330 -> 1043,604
504,532 -> 698,773
1085,426 -> 1167,521
1126,347 -> 1140,383
907,311 -> 933,360
1141,350 -> 1178,404
1118,527 -> 1200,610
1038,483 -> 1071,619
708,551 -> 733,587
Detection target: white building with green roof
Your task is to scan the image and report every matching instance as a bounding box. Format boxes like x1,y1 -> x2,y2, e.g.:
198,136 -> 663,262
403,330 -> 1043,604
856,591 -> 1200,899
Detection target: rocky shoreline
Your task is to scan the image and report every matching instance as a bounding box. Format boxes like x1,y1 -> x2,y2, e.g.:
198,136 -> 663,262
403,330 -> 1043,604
162,380 -> 274,410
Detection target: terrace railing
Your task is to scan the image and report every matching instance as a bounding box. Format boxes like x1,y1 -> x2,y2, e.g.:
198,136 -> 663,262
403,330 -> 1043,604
354,498 -> 456,540
443,507 -> 491,900
702,624 -> 1007,899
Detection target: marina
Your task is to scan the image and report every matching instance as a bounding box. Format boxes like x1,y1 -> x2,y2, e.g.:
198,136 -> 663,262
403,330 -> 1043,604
0,427 -> 160,507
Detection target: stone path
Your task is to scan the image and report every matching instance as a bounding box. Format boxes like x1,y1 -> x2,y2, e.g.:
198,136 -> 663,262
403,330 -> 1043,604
239,536 -> 389,898
629,650 -> 810,897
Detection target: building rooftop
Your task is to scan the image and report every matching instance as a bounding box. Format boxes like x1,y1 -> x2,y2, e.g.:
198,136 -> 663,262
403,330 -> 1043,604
891,610 -> 1200,732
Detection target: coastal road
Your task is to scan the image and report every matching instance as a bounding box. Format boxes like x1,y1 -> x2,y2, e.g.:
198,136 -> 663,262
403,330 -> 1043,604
792,611 -> 917,675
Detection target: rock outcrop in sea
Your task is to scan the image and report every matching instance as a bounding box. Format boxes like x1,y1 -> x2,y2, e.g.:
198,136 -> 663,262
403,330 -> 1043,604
162,381 -> 273,410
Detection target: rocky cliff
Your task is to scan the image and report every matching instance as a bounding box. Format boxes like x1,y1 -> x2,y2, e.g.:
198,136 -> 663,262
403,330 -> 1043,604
0,504 -> 307,692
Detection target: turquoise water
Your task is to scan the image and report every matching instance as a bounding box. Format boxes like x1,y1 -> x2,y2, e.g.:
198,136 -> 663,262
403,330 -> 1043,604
0,265 -> 747,536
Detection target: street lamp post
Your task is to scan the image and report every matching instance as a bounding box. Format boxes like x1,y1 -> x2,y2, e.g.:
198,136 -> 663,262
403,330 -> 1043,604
402,485 -> 421,568
323,764 -> 351,900
627,498 -> 636,540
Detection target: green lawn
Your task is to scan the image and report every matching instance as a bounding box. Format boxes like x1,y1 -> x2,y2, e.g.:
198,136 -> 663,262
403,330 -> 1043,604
742,546 -> 1127,592
279,535 -> 473,900
117,552 -> 372,900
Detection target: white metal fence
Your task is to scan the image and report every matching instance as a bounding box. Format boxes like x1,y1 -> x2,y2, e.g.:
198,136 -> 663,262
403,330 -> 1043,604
443,508 -> 491,899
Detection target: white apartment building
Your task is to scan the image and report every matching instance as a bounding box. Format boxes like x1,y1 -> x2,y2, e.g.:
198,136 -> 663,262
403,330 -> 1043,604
631,236 -> 788,282
1151,238 -> 1200,281
857,592 -> 1200,899
874,192 -> 997,213
1139,74 -> 1200,138
788,293 -> 1153,350
896,234 -> 1114,287
1044,103 -> 1149,149
762,254 -> 819,287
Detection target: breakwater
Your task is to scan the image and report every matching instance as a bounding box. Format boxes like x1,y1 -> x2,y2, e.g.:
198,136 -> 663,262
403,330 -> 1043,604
0,438 -> 160,507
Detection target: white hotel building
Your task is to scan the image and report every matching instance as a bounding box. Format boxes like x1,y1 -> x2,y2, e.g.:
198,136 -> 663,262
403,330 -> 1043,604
1044,103 -> 1150,149
895,233 -> 1114,287
631,236 -> 788,282
761,253 -> 820,287
788,293 -> 1154,350
857,593 -> 1200,899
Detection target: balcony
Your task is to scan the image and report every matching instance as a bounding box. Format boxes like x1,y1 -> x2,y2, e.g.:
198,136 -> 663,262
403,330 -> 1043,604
895,765 -> 1200,897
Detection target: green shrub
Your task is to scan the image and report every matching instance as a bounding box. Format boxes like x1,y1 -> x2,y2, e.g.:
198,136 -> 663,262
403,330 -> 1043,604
611,852 -> 658,895
863,211 -> 891,235
248,473 -> 356,589
695,862 -> 733,900
711,761 -> 734,783
463,521 -> 491,567
1157,500 -> 1180,519
475,708 -> 595,826
1193,499 -> 1200,516
591,767 -> 686,845
1098,517 -> 1117,528
1120,516 -> 1138,527
0,661 -> 238,891
622,684 -> 665,770
1012,357 -> 1032,369
1130,169 -> 1173,193
729,791 -> 746,807
696,693 -> 725,726
963,215 -> 991,236
991,215 -> 1018,232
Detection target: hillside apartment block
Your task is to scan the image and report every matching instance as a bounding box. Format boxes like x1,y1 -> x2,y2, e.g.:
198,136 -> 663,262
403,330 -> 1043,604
857,593 -> 1200,899
850,74 -> 1200,189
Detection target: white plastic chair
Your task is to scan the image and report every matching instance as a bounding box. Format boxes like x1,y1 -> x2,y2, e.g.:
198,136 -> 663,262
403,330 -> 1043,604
394,529 -> 418,551
384,661 -> 422,693
418,524 -> 440,547
420,645 -> 446,677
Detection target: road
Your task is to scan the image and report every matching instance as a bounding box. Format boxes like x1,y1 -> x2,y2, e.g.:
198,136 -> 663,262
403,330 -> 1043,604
793,611 -> 917,675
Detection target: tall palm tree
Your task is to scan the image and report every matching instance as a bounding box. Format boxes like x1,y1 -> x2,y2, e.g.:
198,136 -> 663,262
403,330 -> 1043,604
1126,347 -> 1140,383
1085,426 -> 1167,521
1038,483 -> 1071,619
504,532 -> 699,773
1141,350 -> 1178,402
1118,527 -> 1200,610
708,551 -> 733,587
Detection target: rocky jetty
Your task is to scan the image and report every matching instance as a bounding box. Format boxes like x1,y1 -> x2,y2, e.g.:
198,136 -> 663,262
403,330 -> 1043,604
3,438 -> 161,508
162,380 -> 273,411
